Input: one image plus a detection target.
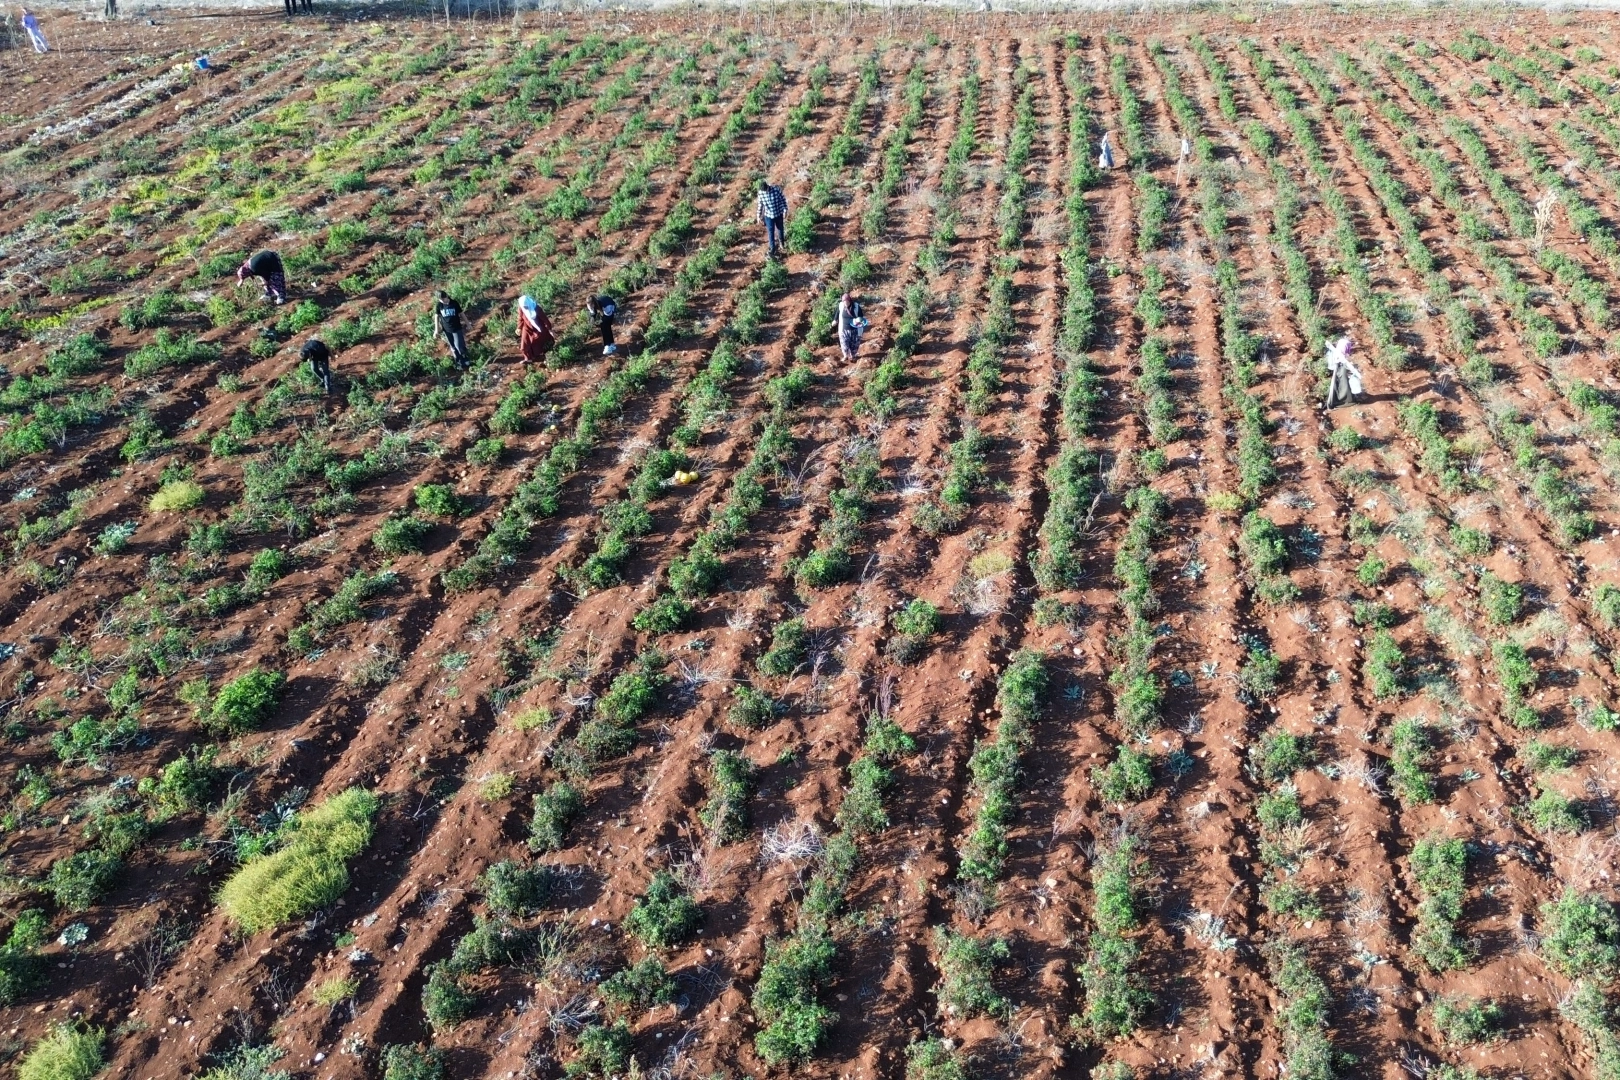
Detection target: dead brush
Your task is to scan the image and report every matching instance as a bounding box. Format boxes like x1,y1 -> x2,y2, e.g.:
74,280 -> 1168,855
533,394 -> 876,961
761,819 -> 825,865
344,644 -> 401,688
1336,754 -> 1388,795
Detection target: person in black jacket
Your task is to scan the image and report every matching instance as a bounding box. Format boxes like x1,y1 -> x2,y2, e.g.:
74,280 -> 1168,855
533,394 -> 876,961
301,338 -> 331,394
433,291 -> 469,371
585,295 -> 618,356
237,250 -> 287,305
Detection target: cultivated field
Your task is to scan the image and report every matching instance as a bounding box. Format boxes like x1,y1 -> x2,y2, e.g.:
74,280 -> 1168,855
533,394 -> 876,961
4,7 -> 1620,1079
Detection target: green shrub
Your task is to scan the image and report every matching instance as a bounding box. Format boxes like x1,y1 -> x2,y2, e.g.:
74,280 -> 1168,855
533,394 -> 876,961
1494,640 -> 1537,725
527,782 -> 583,852
1431,994 -> 1502,1046
1479,572 -> 1523,625
1355,555 -> 1387,587
45,850 -> 121,911
1264,939 -> 1334,1080
1265,880 -> 1324,922
1092,745 -> 1153,804
380,1045 -> 443,1080
752,925 -> 836,1065
195,1042 -> 289,1080
421,962 -> 475,1031
904,1038 -> 968,1080
1389,719 -> 1435,804
205,668 -> 286,736
887,599 -> 941,663
17,1024 -> 104,1080
124,330 -> 220,378
1529,788 -> 1585,834
626,871 -> 699,949
758,617 -> 809,677
0,910 -> 48,1005
467,438 -> 504,466
1256,784 -> 1303,833
1238,647 -> 1282,698
596,668 -> 662,724
727,685 -> 776,729
138,747 -> 219,816
247,548 -> 289,590
149,480 -> 205,512
1249,731 -> 1312,784
934,927 -> 1010,1018
1524,739 -> 1578,772
372,515 -> 433,555
1541,889 -> 1620,979
1558,979 -> 1620,1080
414,484 -> 469,518
1594,582 -> 1620,629
1451,524 -> 1492,557
1365,630 -> 1405,699
700,749 -> 755,845
1411,834 -> 1470,972
568,1019 -> 633,1077
1327,426 -> 1364,452
601,957 -> 676,1011
631,593 -> 690,635
478,860 -> 555,916
312,975 -> 358,1006
217,788 -> 378,933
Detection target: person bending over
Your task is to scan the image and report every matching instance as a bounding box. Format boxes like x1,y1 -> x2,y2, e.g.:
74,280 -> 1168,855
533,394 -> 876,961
238,249 -> 287,305
585,294 -> 618,356
301,338 -> 332,395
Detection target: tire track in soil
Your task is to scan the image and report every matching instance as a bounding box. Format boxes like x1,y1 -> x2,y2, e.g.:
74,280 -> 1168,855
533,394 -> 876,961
102,46 -> 838,1080
1222,34 -> 1598,1076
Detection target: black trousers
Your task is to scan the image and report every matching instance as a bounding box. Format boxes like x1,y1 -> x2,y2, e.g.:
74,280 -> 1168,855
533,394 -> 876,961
446,329 -> 468,368
309,354 -> 331,393
599,317 -> 615,349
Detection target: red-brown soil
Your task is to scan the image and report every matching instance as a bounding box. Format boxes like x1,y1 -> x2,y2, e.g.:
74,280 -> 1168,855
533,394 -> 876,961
4,6 -> 1620,1080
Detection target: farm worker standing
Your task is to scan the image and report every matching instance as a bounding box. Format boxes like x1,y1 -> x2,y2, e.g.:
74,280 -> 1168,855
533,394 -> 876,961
20,8 -> 48,52
837,293 -> 866,363
1323,335 -> 1363,411
433,290 -> 470,371
1098,132 -> 1114,170
301,338 -> 332,395
586,294 -> 619,356
756,177 -> 788,258
517,295 -> 555,365
237,250 -> 287,305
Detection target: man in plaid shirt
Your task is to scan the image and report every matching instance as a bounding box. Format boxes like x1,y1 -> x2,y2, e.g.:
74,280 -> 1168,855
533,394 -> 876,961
756,177 -> 788,257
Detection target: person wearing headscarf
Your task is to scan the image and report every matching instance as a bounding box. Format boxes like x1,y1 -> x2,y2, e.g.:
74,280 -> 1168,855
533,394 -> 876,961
517,295 -> 554,365
1323,335 -> 1363,410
